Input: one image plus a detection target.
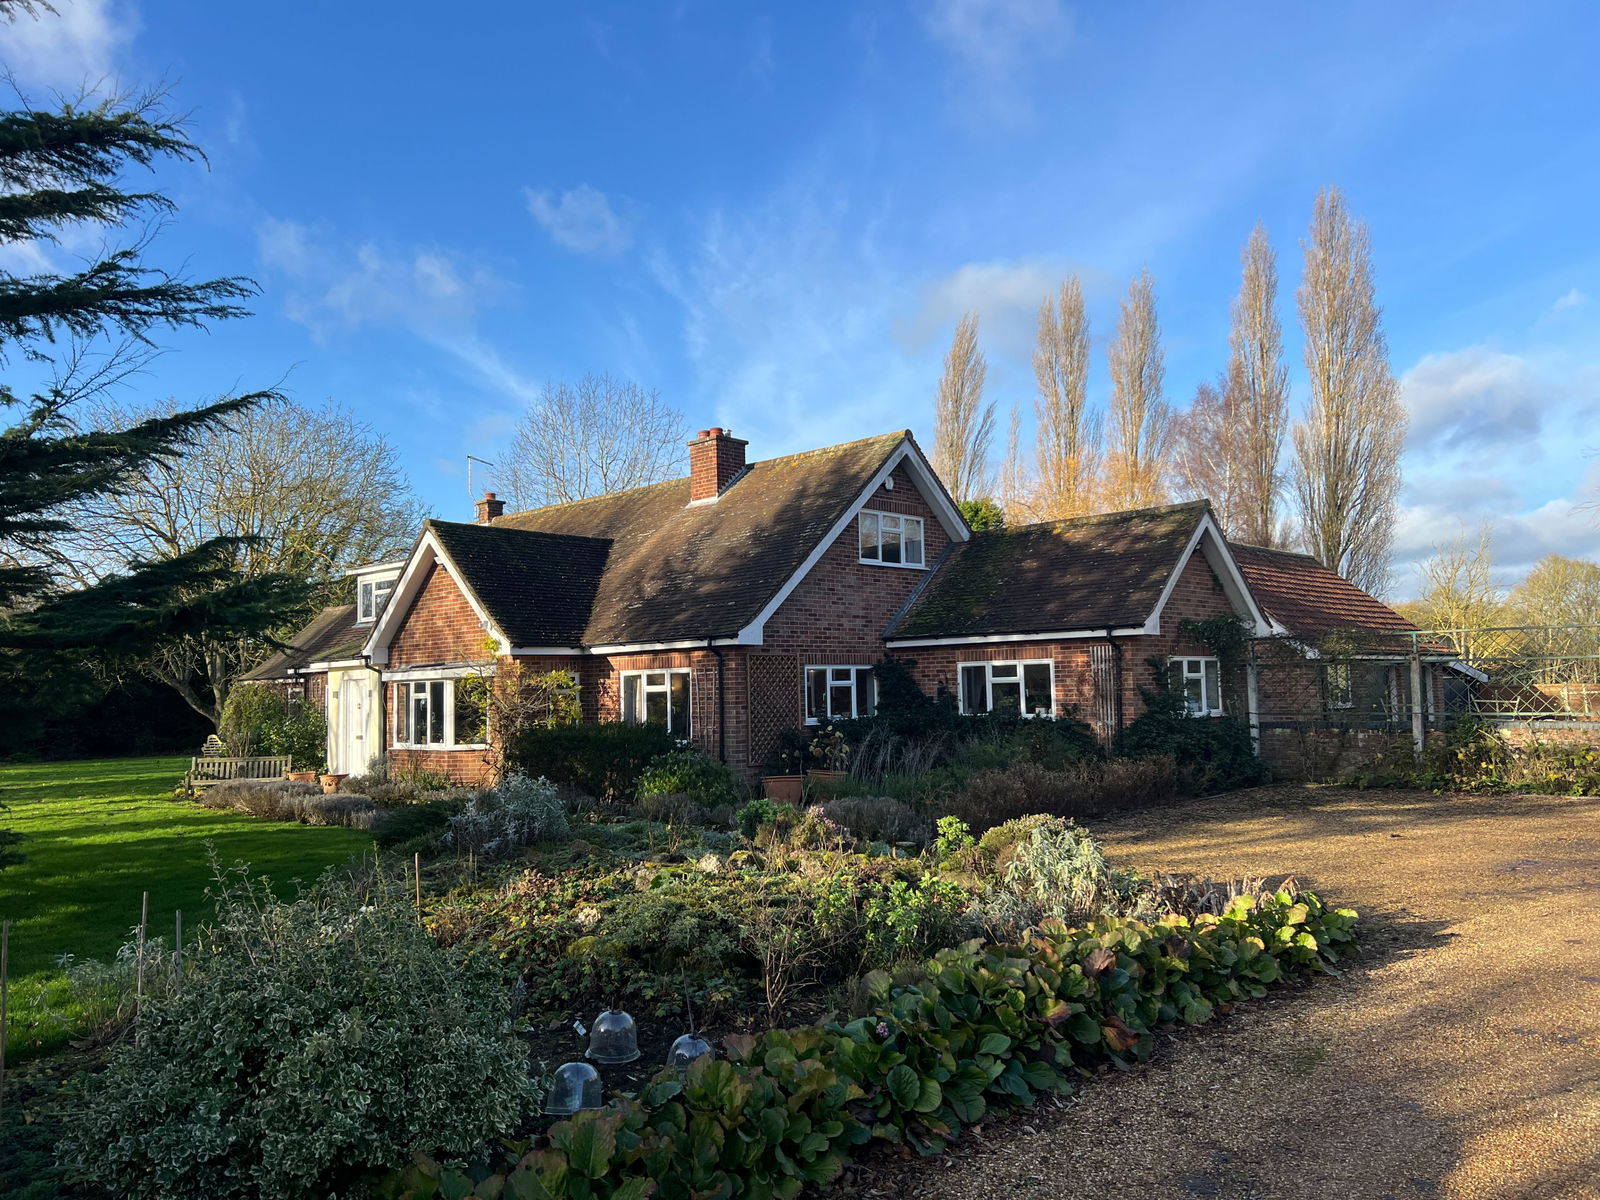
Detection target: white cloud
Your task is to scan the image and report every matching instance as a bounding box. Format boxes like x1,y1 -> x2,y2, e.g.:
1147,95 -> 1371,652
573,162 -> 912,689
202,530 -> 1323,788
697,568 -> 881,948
255,218 -> 505,343
896,256 -> 1107,357
0,0 -> 136,94
525,184 -> 633,257
1400,346 -> 1547,454
919,0 -> 1072,124
1552,287 -> 1590,312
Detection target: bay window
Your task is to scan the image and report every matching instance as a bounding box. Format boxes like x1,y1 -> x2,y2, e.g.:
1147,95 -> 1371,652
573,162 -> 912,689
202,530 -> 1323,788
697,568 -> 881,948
859,510 -> 925,567
621,669 -> 691,736
805,665 -> 876,723
958,660 -> 1055,717
1169,657 -> 1222,717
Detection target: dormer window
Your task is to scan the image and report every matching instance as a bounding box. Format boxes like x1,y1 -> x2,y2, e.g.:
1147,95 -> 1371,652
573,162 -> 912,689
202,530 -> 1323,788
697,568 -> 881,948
357,577 -> 396,623
859,511 -> 925,567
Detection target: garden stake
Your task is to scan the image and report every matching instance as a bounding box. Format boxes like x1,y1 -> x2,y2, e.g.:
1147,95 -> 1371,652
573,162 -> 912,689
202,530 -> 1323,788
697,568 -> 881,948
414,853 -> 422,921
174,909 -> 183,995
136,890 -> 149,1027
1,919 -> 9,1126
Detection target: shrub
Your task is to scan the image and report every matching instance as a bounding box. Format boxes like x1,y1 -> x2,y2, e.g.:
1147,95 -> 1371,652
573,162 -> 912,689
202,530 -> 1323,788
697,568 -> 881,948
197,782 -> 381,830
821,795 -> 932,845
217,681 -> 288,755
448,773 -> 569,857
1115,688 -> 1267,795
637,748 -> 739,807
374,798 -> 460,849
968,817 -> 1146,940
810,869 -> 974,972
508,721 -> 678,801
940,758 -> 1177,833
58,864 -> 534,1200
737,795 -> 783,839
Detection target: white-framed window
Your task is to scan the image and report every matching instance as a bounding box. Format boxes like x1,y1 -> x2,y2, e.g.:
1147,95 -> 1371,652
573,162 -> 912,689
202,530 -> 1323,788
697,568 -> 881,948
958,660 -> 1055,717
391,678 -> 488,749
805,666 -> 876,723
358,577 -> 396,623
1326,661 -> 1354,710
620,669 -> 692,736
1169,656 -> 1223,717
858,510 -> 925,567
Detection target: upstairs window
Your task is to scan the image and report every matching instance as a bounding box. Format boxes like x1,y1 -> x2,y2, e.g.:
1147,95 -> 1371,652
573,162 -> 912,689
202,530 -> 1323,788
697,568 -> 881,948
358,577 -> 396,623
621,669 -> 692,737
958,661 -> 1055,717
1169,657 -> 1222,717
805,666 -> 876,723
859,511 -> 925,567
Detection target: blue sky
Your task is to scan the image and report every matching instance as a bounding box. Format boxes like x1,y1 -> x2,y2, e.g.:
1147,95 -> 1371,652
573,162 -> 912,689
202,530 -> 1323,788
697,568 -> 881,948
5,0 -> 1599,595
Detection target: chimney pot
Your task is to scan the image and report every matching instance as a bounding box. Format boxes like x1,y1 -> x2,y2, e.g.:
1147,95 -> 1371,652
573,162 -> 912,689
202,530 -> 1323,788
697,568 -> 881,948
475,491 -> 506,523
688,427 -> 748,503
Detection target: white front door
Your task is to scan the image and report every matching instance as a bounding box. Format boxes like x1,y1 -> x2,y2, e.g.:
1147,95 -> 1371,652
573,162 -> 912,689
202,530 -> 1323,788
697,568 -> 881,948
333,673 -> 376,775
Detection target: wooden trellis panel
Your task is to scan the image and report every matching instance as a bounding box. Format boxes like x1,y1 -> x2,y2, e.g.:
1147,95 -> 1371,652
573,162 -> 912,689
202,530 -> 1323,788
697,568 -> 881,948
746,654 -> 801,769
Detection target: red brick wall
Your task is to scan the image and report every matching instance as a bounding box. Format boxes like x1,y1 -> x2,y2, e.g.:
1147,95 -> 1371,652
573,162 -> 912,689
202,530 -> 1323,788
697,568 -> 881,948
389,562 -> 490,667
752,464 -> 952,741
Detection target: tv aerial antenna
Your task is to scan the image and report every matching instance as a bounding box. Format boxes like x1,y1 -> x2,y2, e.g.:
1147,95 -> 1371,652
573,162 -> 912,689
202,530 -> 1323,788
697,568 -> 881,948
466,455 -> 497,498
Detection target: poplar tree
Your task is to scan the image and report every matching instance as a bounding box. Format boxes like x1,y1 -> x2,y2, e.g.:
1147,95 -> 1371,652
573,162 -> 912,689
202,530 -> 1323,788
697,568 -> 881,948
931,312 -> 995,503
1103,270 -> 1170,510
1032,277 -> 1099,518
1292,187 -> 1405,592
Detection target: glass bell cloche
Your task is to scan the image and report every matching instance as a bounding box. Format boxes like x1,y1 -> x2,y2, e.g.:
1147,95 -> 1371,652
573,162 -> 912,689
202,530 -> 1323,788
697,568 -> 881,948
544,1061 -> 603,1115
585,1007 -> 641,1064
666,1031 -> 713,1073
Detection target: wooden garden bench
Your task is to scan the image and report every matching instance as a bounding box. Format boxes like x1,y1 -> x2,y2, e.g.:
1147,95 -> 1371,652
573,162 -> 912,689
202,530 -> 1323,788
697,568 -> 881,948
185,754 -> 293,792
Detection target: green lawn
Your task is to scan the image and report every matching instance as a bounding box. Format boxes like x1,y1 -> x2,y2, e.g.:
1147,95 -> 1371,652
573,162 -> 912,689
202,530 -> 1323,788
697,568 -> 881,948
0,756 -> 372,1058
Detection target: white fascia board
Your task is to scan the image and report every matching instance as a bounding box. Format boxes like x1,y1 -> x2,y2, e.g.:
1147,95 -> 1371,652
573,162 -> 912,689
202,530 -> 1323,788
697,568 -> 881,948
886,627 -> 1147,649
363,527 -> 509,665
734,438 -> 968,646
343,558 -> 408,579
1142,513 -> 1273,637
307,657 -> 368,671
383,662 -> 497,682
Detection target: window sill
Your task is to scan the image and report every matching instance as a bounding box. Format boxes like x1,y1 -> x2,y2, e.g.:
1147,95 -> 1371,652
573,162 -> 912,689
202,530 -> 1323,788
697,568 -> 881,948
857,558 -> 927,570
390,743 -> 489,752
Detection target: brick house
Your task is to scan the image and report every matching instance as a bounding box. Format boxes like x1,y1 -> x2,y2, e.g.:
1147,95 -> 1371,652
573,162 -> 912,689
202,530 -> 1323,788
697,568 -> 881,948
246,427 -> 1434,783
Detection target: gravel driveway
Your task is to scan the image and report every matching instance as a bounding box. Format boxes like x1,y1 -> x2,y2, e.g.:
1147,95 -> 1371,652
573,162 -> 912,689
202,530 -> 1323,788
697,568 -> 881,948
883,786 -> 1600,1200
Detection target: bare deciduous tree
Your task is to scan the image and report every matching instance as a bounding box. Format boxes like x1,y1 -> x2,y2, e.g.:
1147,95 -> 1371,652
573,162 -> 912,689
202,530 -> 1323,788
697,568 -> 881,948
1399,525 -> 1502,632
499,374 -> 686,509
1228,224 -> 1291,546
995,402 -> 1030,520
1169,375 -> 1244,521
1032,277 -> 1099,519
1102,270 -> 1170,510
1292,187 -> 1405,594
931,312 -> 995,503
60,397 -> 422,725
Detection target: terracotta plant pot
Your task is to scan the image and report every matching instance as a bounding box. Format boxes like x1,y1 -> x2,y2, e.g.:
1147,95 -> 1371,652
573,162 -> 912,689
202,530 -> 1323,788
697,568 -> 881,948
319,773 -> 348,794
762,774 -> 803,803
286,771 -> 317,784
805,769 -> 848,784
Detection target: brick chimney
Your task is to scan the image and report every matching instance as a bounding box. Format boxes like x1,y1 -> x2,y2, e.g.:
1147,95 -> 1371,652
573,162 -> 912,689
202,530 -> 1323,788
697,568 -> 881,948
474,491 -> 506,523
687,427 -> 748,503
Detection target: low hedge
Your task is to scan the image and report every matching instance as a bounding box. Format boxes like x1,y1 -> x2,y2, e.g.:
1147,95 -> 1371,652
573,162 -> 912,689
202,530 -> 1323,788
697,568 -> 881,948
508,723 -> 679,801
388,889 -> 1357,1199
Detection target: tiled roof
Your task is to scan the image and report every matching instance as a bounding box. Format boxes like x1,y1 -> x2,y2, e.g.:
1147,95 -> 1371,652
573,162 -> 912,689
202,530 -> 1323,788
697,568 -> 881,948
426,521 -> 611,646
242,604 -> 365,679
1229,543 -> 1418,644
890,501 -> 1209,639
443,431 -> 911,647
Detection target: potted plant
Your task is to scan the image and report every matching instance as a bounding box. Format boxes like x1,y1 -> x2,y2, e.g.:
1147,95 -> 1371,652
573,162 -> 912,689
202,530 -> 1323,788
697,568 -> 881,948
286,770 -> 317,784
319,772 -> 348,794
804,725 -> 850,785
760,730 -> 806,802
